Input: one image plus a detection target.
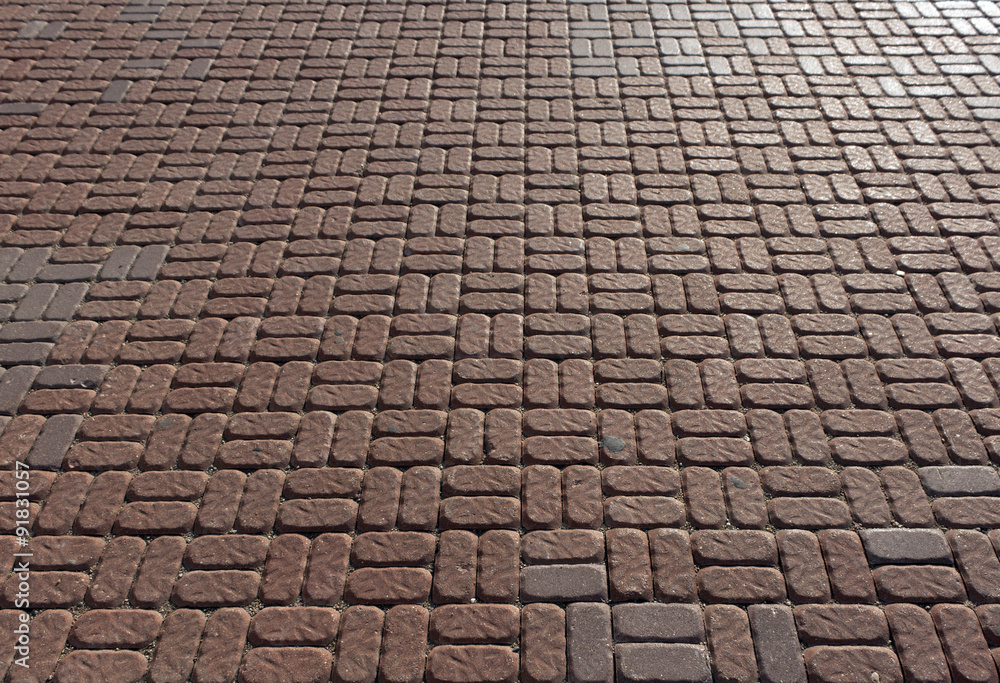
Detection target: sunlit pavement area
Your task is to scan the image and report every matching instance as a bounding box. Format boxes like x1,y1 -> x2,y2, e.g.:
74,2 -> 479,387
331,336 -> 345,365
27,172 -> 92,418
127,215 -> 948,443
2,0 -> 1000,680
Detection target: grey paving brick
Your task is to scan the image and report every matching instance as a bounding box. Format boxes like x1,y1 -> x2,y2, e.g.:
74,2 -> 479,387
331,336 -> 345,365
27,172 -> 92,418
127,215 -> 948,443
36,265 -> 101,283
0,250 -> 23,281
859,529 -> 953,566
98,246 -> 141,281
43,283 -> 88,321
6,248 -> 51,283
748,605 -> 807,683
181,38 -> 223,48
919,466 -> 1000,497
145,29 -> 187,38
34,364 -> 109,390
15,21 -> 47,39
100,80 -> 132,103
521,564 -> 609,602
123,59 -> 168,68
36,20 -> 66,38
0,365 -> 39,414
11,284 -> 58,322
26,414 -> 84,470
567,603 -> 614,683
0,103 -> 44,115
613,604 -> 705,643
184,58 -> 213,80
129,245 -> 170,280
0,285 -> 27,302
0,342 -> 53,365
0,322 -> 66,342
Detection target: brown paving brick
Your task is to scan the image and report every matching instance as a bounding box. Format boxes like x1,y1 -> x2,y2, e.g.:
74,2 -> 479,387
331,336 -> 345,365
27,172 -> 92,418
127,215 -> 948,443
5,1 -> 1000,680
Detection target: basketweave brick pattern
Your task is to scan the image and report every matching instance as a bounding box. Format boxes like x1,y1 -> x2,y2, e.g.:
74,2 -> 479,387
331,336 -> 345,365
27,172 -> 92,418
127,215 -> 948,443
4,0 -> 1000,680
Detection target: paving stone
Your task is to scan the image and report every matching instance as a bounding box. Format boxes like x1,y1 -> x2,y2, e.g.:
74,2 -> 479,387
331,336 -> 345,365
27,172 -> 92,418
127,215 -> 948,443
803,647 -> 903,683
748,605 -> 807,683
25,414 -> 83,470
919,466 -> 1000,496
0,322 -> 66,343
520,564 -> 609,603
6,0 -> 1000,677
331,605 -> 382,683
521,605 -> 566,683
0,342 -> 53,365
191,608 -> 249,683
430,605 -> 519,645
930,604 -> 998,683
885,605 -> 951,683
98,247 -> 141,282
69,609 -> 162,649
147,609 -> 205,683
704,605 -> 758,683
794,605 -> 891,646
615,644 -> 712,683
859,529 -> 953,566
426,645 -> 518,683
567,603 -> 613,683
612,604 -> 704,643
55,650 -> 148,683
0,366 -> 39,414
239,648 -> 333,683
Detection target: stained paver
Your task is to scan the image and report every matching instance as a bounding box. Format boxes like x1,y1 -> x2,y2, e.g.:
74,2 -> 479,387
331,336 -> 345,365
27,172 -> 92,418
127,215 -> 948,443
1,0 -> 1000,679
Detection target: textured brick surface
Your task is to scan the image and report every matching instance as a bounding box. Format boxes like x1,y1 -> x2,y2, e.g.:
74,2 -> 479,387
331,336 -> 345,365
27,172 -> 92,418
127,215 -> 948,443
2,0 -> 1000,679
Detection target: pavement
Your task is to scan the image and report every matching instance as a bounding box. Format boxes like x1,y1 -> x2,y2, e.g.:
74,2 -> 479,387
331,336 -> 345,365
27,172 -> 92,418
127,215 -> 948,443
2,0 -> 1000,680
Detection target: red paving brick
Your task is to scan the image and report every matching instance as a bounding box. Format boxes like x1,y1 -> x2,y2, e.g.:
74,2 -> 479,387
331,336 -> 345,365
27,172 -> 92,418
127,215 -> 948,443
1,0 -> 1000,679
